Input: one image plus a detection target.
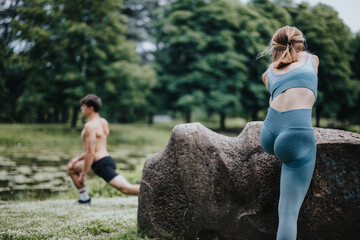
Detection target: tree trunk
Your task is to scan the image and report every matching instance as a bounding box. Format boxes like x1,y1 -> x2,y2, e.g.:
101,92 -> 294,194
315,105 -> 322,127
220,112 -> 226,131
61,107 -> 69,123
185,110 -> 191,123
71,106 -> 78,128
36,107 -> 45,123
54,107 -> 59,123
251,107 -> 258,121
147,112 -> 154,125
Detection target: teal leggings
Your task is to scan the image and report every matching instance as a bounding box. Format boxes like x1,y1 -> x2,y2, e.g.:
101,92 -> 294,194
260,107 -> 316,240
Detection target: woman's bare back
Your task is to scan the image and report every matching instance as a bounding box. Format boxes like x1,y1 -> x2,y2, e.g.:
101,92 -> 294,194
263,51 -> 319,111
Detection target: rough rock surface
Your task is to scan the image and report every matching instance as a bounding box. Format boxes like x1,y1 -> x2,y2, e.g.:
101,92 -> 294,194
138,122 -> 360,240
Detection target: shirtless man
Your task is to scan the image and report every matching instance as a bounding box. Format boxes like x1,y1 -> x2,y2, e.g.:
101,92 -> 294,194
67,94 -> 139,204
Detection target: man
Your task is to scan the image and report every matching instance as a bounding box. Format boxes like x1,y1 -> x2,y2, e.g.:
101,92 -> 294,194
67,94 -> 139,204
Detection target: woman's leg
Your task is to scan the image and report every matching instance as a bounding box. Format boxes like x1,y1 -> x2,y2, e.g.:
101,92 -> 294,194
277,159 -> 315,240
274,129 -> 316,240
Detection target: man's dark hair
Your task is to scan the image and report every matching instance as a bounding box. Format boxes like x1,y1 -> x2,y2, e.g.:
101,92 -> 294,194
80,94 -> 102,112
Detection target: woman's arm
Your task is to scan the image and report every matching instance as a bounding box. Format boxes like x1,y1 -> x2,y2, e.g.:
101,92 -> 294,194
262,71 -> 269,91
312,55 -> 320,74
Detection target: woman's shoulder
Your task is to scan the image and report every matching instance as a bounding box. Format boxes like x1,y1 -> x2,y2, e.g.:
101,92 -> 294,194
311,54 -> 319,65
303,51 -> 319,64
262,69 -> 270,90
262,71 -> 267,82
304,51 -> 319,73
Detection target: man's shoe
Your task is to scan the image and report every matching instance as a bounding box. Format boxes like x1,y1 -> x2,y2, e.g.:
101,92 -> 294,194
77,198 -> 91,204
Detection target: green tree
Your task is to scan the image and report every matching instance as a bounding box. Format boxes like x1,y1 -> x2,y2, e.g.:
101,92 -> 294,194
293,3 -> 354,126
154,0 -> 267,129
249,0 -> 292,28
348,32 -> 360,124
122,0 -> 160,61
121,0 -> 161,124
0,0 -> 26,122
0,39 -> 8,117
350,33 -> 360,80
236,1 -> 285,121
11,0 -> 156,126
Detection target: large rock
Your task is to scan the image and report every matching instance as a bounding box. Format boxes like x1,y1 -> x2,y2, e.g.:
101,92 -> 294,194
138,122 -> 360,239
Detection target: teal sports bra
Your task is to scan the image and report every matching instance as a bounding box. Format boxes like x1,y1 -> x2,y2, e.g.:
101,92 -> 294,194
267,53 -> 318,101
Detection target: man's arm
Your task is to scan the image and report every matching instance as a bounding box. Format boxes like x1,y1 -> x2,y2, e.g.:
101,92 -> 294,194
70,152 -> 85,167
79,125 -> 96,185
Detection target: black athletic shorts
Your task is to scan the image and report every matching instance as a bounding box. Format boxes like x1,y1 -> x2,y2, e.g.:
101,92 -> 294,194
91,156 -> 118,182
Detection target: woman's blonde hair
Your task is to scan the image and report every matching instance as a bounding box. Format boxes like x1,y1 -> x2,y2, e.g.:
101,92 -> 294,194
258,26 -> 306,69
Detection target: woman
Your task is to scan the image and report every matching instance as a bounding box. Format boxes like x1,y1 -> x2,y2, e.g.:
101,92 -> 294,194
259,26 -> 319,240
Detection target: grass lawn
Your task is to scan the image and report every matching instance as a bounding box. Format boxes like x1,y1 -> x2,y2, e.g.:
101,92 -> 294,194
0,119 -> 358,239
0,197 -> 148,240
0,121 -> 244,239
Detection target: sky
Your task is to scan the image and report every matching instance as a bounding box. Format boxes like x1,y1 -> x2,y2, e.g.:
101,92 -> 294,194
293,0 -> 360,33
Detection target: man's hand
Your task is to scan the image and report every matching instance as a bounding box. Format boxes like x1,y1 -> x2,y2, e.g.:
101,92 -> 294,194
70,153 -> 85,168
70,158 -> 79,168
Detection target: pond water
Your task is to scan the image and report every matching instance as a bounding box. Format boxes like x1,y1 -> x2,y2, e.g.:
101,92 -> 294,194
0,143 -> 147,200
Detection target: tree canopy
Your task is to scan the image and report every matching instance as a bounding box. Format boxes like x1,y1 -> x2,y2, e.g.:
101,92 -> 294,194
2,0 -> 156,126
1,0 -> 359,129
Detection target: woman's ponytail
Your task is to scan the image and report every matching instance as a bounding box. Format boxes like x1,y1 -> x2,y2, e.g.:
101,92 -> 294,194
258,26 -> 306,69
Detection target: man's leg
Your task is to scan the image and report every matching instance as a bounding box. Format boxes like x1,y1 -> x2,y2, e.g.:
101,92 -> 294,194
108,175 -> 140,195
67,157 -> 85,189
67,158 -> 94,203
